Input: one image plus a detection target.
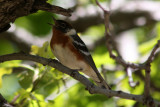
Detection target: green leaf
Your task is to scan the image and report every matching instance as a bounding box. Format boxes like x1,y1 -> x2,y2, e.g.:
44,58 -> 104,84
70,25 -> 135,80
0,38 -> 17,55
31,45 -> 39,55
138,38 -> 156,55
0,74 -> 21,101
15,11 -> 53,36
83,25 -> 105,39
0,68 -> 12,88
38,41 -> 50,57
0,60 -> 21,68
31,41 -> 54,58
30,65 -> 67,98
156,22 -> 160,39
19,70 -> 34,89
93,46 -> 115,67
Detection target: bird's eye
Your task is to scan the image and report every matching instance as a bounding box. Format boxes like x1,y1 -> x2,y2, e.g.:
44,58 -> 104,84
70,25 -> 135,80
61,23 -> 66,28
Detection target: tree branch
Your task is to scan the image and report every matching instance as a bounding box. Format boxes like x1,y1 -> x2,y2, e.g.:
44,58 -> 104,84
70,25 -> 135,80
0,0 -> 72,33
96,0 -> 160,71
33,0 -> 72,16
143,40 -> 160,107
96,0 -> 160,106
0,52 -> 160,106
0,0 -> 160,106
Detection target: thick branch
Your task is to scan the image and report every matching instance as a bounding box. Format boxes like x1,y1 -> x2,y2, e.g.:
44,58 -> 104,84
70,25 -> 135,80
0,52 -> 159,105
33,0 -> 72,16
0,0 -> 72,33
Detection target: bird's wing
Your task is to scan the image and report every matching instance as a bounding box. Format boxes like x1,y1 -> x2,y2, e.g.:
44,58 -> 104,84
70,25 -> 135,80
70,34 -> 103,81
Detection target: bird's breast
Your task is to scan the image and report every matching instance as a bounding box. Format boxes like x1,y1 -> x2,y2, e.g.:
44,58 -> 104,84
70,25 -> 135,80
50,28 -> 70,48
51,44 -> 87,70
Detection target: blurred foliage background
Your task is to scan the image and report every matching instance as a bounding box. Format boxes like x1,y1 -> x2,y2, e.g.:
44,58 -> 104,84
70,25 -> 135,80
0,0 -> 160,107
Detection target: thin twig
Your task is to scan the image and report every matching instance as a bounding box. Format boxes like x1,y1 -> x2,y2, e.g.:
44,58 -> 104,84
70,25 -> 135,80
144,66 -> 151,98
96,0 -> 141,70
96,0 -> 160,106
143,40 -> 160,107
126,68 -> 138,88
10,94 -> 20,104
146,40 -> 160,64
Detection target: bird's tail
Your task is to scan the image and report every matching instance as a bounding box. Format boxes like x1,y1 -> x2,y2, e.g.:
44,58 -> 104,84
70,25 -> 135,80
91,71 -> 111,90
94,79 -> 111,89
83,69 -> 111,89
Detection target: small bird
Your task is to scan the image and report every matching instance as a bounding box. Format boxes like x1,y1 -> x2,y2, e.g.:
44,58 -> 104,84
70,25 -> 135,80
50,17 -> 110,89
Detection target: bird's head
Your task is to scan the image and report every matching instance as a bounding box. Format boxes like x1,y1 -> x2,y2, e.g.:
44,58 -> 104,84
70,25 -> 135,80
50,17 -> 76,35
